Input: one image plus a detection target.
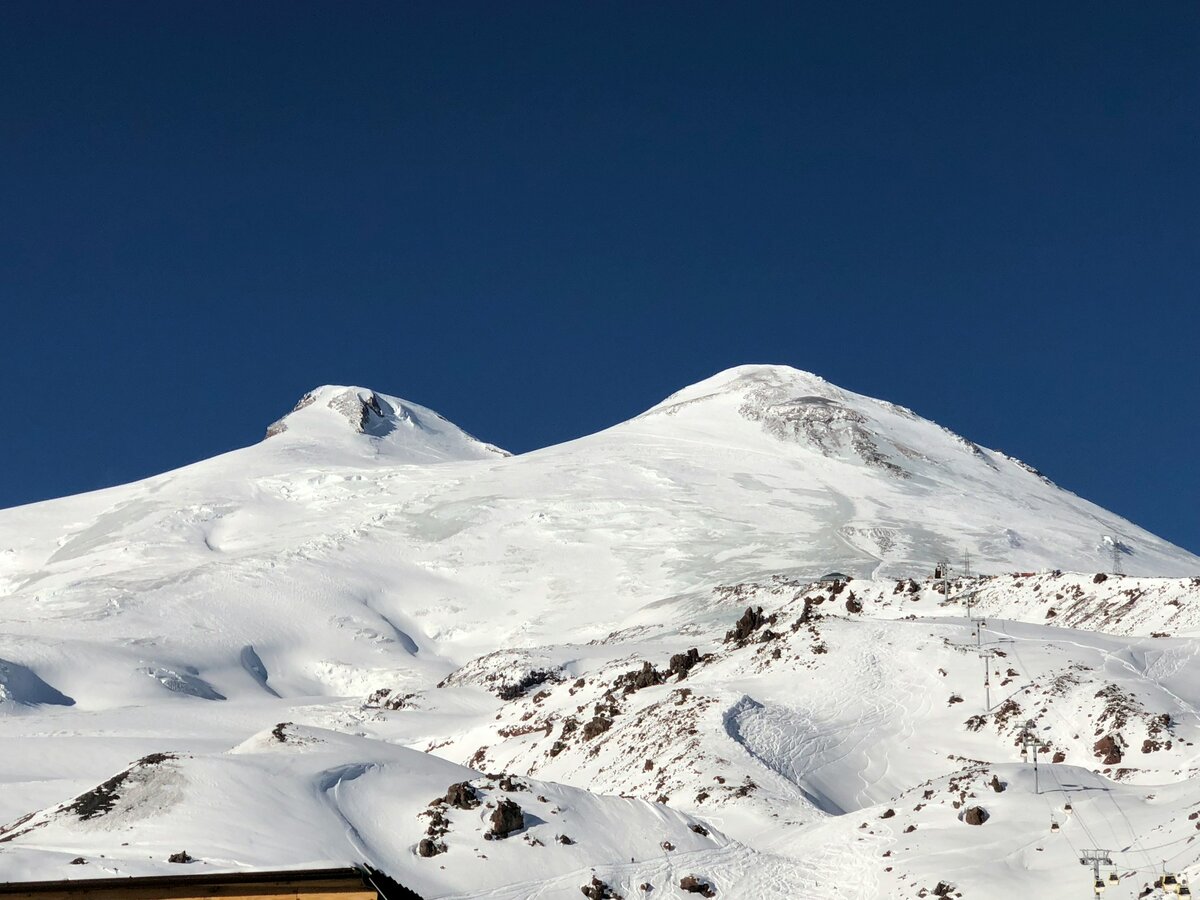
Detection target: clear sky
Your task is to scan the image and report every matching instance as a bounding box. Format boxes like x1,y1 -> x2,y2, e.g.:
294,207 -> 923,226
2,2 -> 1197,554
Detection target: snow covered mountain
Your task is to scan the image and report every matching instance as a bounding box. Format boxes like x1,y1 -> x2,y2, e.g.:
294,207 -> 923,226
263,385 -> 509,464
1,365 -> 1198,898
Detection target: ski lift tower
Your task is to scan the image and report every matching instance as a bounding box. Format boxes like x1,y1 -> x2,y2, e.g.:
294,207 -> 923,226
936,557 -> 952,598
1106,535 -> 1123,576
1078,849 -> 1113,895
1020,719 -> 1044,794
978,648 -> 994,711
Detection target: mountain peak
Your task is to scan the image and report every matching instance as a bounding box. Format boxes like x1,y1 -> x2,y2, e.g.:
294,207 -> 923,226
649,364 -> 839,412
630,364 -> 1076,497
639,365 -> 928,473
264,385 -> 508,464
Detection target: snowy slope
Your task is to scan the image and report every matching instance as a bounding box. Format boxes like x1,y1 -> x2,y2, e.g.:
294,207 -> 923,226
1,365 -> 1199,898
350,574 -> 1200,897
0,724 -> 736,899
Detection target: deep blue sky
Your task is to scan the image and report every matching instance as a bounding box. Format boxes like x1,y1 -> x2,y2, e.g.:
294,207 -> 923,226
2,2 -> 1197,553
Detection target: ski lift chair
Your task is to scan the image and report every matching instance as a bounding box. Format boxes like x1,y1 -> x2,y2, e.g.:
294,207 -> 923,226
1093,878 -> 1105,894
1107,871 -> 1119,884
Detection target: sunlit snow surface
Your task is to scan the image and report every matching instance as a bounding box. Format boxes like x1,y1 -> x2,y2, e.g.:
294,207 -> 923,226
1,366 -> 1198,898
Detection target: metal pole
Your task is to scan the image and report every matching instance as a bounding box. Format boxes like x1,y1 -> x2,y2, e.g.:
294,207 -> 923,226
974,648 -> 993,710
1033,740 -> 1039,795
982,649 -> 992,711
1021,720 -> 1041,795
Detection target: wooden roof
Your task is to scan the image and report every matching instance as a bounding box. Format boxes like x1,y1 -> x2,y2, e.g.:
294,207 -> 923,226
0,866 -> 421,900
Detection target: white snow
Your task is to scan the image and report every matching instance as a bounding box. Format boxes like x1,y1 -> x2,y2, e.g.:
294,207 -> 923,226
1,365 -> 1198,898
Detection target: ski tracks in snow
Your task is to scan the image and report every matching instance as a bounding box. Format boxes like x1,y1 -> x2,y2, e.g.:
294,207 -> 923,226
729,641 -> 923,815
316,763 -> 385,871
432,840 -> 817,900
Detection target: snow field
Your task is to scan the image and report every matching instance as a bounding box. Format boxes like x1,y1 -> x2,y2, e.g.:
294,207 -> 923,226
3,366 -> 1199,897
